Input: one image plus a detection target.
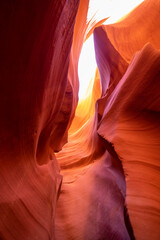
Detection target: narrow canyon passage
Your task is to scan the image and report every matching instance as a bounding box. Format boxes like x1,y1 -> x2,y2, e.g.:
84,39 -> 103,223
0,0 -> 160,240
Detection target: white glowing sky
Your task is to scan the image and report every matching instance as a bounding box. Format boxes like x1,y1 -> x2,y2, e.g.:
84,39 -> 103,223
78,0 -> 144,99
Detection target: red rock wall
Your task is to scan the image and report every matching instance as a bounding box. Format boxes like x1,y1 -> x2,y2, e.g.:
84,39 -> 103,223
94,1 -> 160,239
0,1 -> 79,239
0,0 -> 160,240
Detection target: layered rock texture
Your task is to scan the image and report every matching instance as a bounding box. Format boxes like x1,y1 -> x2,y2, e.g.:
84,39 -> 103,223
0,0 -> 160,240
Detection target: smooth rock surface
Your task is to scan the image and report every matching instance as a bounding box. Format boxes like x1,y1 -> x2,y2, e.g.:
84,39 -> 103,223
0,0 -> 160,240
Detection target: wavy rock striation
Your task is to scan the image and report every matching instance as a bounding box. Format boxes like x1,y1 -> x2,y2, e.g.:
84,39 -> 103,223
0,0 -> 160,240
0,1 -> 79,239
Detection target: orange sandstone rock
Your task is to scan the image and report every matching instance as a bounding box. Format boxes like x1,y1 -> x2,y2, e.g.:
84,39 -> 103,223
0,0 -> 160,240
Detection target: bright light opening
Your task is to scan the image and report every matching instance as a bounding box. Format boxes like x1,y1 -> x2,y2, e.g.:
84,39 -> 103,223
87,0 -> 145,24
78,34 -> 97,99
78,0 -> 144,100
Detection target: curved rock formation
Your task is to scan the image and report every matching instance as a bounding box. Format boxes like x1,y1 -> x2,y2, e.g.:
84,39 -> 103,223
0,1 -> 79,239
94,0 -> 160,238
0,0 -> 160,240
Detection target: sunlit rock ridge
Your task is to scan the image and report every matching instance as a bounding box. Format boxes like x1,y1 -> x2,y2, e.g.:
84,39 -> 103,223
0,0 -> 160,240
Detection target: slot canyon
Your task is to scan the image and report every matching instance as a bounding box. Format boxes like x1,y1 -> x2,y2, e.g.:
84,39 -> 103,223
0,0 -> 160,239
